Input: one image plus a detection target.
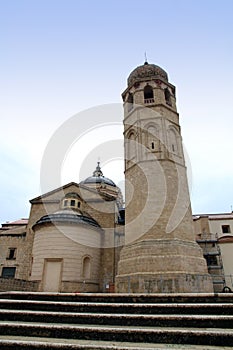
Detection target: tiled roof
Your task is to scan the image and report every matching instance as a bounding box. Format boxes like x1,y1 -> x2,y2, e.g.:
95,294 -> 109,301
1,218 -> 28,227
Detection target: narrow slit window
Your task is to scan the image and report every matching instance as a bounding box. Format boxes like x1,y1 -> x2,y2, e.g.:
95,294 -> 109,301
7,248 -> 16,260
151,142 -> 155,150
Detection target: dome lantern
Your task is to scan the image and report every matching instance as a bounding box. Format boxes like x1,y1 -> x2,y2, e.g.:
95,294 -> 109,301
80,162 -> 116,188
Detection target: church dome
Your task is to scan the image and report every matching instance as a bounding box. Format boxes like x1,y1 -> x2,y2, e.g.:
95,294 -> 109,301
83,176 -> 116,187
127,61 -> 168,87
80,162 -> 116,188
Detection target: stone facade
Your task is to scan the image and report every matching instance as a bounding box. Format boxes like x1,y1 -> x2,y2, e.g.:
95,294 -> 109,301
194,212 -> 233,292
0,223 -> 29,280
0,174 -> 124,292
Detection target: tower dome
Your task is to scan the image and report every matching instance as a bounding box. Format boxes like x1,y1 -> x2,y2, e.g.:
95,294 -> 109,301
127,61 -> 168,88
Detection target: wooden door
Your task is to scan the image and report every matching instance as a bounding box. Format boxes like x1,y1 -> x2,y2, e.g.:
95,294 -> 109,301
42,259 -> 62,292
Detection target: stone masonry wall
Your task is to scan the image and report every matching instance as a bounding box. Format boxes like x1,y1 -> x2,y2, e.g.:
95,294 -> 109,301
0,277 -> 39,292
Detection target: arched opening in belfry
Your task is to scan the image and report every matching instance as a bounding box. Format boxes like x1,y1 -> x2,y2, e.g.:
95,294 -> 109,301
144,85 -> 154,103
127,92 -> 134,112
164,88 -> 171,105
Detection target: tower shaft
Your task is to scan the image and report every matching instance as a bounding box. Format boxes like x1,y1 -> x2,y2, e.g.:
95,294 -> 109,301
116,62 -> 213,293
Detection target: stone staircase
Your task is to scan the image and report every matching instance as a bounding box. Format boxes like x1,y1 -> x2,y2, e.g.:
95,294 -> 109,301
0,292 -> 233,349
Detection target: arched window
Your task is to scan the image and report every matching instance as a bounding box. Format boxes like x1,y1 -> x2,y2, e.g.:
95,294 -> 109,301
168,128 -> 178,154
127,93 -> 134,112
82,256 -> 91,279
164,88 -> 171,106
144,85 -> 154,104
147,125 -> 158,151
127,131 -> 136,160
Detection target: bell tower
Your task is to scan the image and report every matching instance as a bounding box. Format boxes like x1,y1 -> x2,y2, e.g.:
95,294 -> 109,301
115,61 -> 213,293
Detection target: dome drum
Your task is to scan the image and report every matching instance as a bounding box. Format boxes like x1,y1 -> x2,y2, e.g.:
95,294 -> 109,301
33,210 -> 101,229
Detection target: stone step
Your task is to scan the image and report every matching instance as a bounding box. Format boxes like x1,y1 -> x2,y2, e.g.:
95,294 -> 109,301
0,337 -> 231,350
0,322 -> 233,347
1,291 -> 233,304
1,298 -> 233,315
1,292 -> 233,349
0,309 -> 233,329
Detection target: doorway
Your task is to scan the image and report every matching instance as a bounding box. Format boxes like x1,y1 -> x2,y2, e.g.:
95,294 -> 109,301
42,259 -> 62,292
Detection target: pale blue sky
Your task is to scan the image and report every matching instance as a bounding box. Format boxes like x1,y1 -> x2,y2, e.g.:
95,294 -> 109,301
1,0 -> 233,223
